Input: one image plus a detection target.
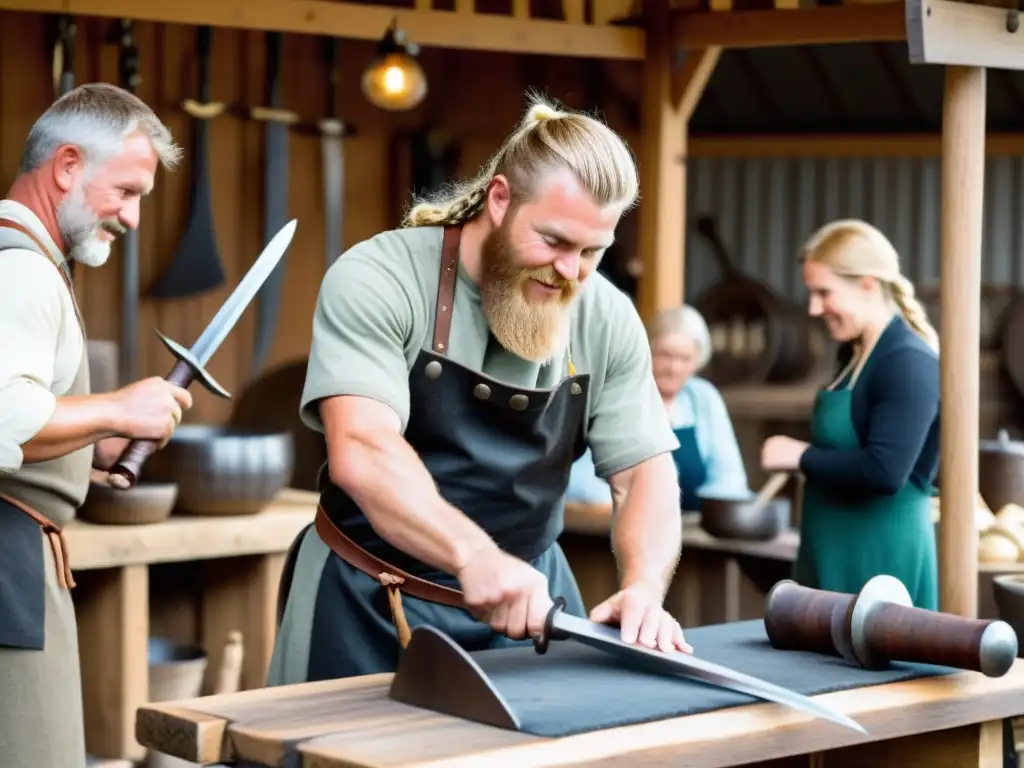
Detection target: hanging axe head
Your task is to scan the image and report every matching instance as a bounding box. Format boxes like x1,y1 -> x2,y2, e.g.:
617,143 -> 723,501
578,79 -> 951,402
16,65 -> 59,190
107,219 -> 298,490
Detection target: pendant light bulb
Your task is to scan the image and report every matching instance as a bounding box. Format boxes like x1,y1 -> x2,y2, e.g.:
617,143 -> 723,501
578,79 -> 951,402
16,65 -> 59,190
361,21 -> 427,111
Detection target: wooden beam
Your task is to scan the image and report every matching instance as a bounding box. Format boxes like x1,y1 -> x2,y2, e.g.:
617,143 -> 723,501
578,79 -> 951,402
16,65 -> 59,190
909,0 -> 1024,70
0,0 -> 644,60
637,0 -> 719,325
672,46 -> 722,118
671,3 -> 906,48
938,65 -> 986,619
687,132 -> 1024,158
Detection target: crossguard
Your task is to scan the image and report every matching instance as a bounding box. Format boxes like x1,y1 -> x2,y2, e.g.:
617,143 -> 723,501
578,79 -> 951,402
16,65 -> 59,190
532,596 -> 568,655
106,328 -> 232,490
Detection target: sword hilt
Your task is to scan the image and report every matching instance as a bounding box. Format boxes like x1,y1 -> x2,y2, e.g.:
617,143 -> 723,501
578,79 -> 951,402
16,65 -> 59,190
532,595 -> 569,655
107,329 -> 231,490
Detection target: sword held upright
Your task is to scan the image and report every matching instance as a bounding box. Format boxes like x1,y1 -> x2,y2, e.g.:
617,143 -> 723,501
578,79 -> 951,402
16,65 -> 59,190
107,219 -> 299,490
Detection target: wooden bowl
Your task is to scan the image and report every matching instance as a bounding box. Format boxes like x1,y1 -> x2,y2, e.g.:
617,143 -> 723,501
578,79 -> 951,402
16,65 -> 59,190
78,480 -> 178,525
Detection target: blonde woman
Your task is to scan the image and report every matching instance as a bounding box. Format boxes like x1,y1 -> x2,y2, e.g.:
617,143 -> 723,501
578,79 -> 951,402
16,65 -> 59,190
761,220 -> 939,610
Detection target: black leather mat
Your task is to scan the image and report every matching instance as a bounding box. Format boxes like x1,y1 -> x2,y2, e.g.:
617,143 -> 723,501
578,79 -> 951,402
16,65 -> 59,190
466,619 -> 957,737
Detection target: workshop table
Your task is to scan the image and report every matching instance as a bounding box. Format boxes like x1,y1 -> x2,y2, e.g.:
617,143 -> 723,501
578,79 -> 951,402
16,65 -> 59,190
135,655 -> 1024,767
67,488 -> 317,762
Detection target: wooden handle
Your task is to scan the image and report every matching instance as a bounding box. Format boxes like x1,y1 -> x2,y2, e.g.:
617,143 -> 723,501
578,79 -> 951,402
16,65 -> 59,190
862,604 -> 996,673
182,98 -> 226,120
764,580 -> 853,656
107,360 -> 196,490
250,106 -> 299,125
752,472 -> 789,510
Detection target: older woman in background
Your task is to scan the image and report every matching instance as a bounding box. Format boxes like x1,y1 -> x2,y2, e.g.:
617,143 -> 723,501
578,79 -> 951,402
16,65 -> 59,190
566,305 -> 749,509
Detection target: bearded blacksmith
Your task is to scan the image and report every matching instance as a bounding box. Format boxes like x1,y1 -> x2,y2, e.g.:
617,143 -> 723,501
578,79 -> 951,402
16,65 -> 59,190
269,96 -> 688,684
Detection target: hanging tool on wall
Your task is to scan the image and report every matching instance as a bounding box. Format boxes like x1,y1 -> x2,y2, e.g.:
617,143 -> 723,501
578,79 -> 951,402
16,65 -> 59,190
51,14 -> 76,100
147,25 -> 227,300
50,14 -> 76,278
319,36 -> 350,273
106,19 -> 142,386
248,32 -> 299,379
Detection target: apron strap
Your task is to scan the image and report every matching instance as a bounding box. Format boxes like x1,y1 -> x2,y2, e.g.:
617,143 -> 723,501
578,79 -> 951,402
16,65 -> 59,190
0,492 -> 76,590
0,220 -> 86,338
431,226 -> 462,357
314,506 -> 466,649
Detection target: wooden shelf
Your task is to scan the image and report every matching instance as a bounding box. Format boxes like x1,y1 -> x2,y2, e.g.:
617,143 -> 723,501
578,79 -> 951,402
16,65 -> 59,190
69,489 -> 317,763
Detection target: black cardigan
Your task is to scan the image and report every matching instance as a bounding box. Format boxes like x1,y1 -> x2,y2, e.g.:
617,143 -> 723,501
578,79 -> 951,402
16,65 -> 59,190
798,315 -> 940,496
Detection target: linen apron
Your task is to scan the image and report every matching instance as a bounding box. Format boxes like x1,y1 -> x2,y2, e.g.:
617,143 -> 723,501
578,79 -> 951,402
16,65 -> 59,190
269,225 -> 591,683
793,344 -> 938,610
0,220 -> 90,768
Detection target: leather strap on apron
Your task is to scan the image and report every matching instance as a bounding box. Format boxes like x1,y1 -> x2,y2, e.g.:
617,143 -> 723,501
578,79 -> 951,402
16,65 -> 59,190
318,226 -> 466,648
0,220 -> 85,334
0,493 -> 76,590
315,508 -> 465,647
0,220 -> 84,591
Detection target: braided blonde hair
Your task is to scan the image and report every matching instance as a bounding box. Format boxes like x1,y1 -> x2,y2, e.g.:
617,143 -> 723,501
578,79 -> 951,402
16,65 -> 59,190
800,219 -> 939,352
402,93 -> 639,227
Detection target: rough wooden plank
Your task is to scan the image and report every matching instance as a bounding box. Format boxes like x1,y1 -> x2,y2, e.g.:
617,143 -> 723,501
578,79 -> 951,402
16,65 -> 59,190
134,662 -> 1024,768
908,0 -> 1024,70
0,0 -> 645,59
65,490 -> 317,571
671,3 -> 906,48
297,668 -> 1024,767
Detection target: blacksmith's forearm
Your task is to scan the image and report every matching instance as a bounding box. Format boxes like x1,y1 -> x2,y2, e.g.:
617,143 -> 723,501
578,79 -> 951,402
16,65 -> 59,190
21,394 -> 122,464
331,431 -> 497,575
612,455 -> 682,596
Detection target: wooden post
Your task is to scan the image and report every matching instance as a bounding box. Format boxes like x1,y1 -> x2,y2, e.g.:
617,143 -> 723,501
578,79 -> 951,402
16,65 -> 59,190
938,65 -> 986,619
636,0 -> 719,322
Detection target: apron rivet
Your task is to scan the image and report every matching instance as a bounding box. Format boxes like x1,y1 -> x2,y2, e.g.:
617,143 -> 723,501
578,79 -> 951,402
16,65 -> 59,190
473,383 -> 491,400
436,343 -> 445,351
441,305 -> 448,312
425,361 -> 443,379
571,383 -> 582,395
509,394 -> 529,411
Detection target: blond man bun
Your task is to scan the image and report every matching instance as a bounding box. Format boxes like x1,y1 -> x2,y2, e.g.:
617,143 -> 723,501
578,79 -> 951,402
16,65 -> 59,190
403,92 -> 637,228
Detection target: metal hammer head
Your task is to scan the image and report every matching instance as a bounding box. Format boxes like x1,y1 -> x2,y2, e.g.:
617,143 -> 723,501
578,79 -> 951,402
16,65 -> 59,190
154,329 -> 232,399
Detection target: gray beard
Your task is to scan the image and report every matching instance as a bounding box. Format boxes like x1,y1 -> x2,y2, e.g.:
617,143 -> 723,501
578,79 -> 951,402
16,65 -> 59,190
56,183 -> 118,267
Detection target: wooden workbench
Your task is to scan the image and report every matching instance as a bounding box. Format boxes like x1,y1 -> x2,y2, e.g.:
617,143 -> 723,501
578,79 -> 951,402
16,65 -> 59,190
133,657 -> 1024,767
67,489 -> 317,762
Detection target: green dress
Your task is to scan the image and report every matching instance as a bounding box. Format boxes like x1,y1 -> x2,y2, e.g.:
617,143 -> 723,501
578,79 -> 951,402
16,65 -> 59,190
794,355 -> 938,610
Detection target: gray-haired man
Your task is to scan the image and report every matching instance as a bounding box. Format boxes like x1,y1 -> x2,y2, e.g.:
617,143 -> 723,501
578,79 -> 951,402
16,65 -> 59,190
0,83 -> 192,767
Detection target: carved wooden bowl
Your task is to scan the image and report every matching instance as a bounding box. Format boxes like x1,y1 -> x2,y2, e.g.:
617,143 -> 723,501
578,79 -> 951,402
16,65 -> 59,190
78,479 -> 178,525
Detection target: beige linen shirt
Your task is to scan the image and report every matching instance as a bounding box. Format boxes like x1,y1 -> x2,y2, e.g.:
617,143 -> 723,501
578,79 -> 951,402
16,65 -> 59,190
0,200 -> 86,475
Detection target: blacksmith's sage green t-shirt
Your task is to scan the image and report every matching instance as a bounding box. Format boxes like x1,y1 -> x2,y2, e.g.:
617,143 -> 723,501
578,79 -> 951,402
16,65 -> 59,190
300,225 -> 679,480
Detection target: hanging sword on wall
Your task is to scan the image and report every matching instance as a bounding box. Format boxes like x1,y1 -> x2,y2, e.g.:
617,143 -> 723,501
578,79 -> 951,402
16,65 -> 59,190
107,19 -> 142,386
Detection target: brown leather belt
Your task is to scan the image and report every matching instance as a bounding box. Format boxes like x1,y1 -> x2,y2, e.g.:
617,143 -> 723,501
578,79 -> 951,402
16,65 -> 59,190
314,506 -> 466,648
0,492 -> 75,590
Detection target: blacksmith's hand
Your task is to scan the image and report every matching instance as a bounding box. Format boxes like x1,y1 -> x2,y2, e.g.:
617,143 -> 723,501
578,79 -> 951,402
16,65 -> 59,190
589,580 -> 692,654
110,376 -> 193,448
456,544 -> 552,642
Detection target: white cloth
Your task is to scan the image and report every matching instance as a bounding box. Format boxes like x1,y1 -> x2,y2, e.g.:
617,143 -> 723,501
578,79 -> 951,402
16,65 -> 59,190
0,201 -> 83,473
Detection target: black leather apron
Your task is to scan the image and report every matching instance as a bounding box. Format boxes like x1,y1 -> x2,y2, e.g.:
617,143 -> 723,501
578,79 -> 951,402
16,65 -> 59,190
304,225 -> 592,680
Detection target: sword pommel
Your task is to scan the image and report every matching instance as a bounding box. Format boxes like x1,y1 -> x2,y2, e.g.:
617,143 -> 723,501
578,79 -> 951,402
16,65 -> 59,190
533,595 -> 569,655
107,329 -> 231,490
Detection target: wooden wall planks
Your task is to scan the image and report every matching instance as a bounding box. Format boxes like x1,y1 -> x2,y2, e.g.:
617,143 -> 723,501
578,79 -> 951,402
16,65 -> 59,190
0,10 -> 640,424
